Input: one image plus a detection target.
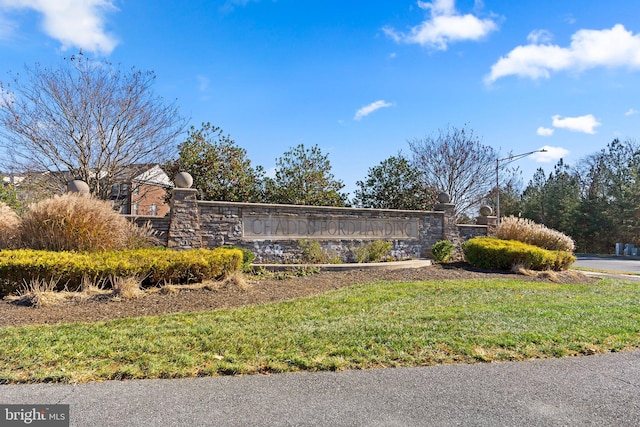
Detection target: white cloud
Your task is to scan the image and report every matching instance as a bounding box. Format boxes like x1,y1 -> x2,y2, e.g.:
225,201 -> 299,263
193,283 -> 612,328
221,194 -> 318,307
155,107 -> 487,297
531,146 -> 569,163
527,29 -> 553,44
552,114 -> 601,134
625,108 -> 639,116
0,0 -> 119,54
354,100 -> 393,121
486,24 -> 640,83
536,126 -> 554,136
383,0 -> 498,50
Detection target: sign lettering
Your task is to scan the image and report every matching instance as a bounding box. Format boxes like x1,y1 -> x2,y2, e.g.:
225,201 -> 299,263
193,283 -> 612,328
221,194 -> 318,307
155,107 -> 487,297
242,215 -> 419,239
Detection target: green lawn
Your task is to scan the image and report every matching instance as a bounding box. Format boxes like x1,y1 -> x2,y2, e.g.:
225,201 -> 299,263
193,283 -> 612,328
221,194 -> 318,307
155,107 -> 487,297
1,277 -> 639,384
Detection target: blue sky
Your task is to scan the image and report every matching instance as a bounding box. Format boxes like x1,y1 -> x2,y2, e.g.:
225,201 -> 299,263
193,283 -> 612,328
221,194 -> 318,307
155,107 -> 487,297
1,0 -> 639,196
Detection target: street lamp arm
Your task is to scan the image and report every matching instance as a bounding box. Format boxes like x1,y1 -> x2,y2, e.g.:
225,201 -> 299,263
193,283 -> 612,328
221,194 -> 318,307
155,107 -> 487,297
495,148 -> 548,224
498,148 -> 548,165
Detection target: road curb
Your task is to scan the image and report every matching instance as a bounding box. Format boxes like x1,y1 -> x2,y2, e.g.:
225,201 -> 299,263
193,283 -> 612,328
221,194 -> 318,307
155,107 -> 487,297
251,259 -> 433,272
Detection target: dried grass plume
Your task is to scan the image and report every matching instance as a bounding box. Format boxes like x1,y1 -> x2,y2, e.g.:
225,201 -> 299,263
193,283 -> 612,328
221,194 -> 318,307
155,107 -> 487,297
18,193 -> 155,252
495,216 -> 575,252
0,201 -> 21,249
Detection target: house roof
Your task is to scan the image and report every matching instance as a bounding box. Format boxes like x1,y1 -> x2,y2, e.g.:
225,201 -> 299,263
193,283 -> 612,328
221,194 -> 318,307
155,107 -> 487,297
130,164 -> 173,187
2,164 -> 173,188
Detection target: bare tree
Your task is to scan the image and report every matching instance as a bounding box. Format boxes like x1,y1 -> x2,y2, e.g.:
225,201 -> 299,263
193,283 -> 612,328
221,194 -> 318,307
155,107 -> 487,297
408,125 -> 497,216
0,52 -> 187,199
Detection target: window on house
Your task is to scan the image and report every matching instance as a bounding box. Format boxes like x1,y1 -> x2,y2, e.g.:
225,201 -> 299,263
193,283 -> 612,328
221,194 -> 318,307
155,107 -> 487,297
150,204 -> 157,216
132,202 -> 138,216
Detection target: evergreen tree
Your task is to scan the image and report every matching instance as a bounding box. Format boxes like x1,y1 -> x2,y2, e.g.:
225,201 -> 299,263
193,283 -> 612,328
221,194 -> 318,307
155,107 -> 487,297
521,168 -> 547,223
521,160 -> 580,247
264,144 -> 348,207
353,154 -> 436,210
165,123 -> 265,202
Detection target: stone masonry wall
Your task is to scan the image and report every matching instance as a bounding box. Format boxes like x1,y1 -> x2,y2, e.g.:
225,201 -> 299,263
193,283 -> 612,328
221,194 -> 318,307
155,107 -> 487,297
130,215 -> 170,246
154,188 -> 490,262
458,224 -> 492,241
197,200 -> 447,263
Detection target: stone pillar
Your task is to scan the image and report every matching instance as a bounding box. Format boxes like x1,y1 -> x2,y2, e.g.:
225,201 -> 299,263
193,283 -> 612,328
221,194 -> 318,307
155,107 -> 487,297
476,205 -> 497,226
167,173 -> 202,250
433,192 -> 458,242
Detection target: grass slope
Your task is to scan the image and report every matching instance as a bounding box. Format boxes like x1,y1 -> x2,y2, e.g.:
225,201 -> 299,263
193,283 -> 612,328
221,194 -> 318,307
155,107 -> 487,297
1,277 -> 639,384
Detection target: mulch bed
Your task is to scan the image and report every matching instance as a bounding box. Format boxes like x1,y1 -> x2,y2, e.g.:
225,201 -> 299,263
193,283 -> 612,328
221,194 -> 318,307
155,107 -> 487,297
0,263 -> 597,328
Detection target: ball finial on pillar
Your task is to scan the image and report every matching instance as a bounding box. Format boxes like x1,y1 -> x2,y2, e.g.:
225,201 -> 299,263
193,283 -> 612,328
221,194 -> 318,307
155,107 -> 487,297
67,180 -> 90,195
437,192 -> 451,204
174,172 -> 193,189
479,205 -> 493,217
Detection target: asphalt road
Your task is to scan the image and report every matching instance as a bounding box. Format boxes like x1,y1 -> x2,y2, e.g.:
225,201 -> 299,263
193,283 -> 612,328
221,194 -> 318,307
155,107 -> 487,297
575,255 -> 640,274
2,351 -> 639,426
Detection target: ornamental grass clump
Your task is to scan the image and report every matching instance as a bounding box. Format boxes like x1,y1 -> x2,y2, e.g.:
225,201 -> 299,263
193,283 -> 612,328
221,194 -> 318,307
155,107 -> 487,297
0,201 -> 21,249
18,193 -> 155,252
495,216 -> 575,253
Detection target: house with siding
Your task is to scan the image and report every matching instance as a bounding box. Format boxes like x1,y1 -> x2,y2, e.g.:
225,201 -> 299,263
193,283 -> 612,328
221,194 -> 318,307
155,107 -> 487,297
2,164 -> 172,217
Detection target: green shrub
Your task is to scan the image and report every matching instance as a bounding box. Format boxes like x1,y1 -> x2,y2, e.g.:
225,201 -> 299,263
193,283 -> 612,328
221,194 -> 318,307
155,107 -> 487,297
298,239 -> 324,263
0,201 -> 21,249
223,246 -> 255,271
18,193 -> 156,252
354,240 -> 392,263
0,247 -> 243,296
297,239 -> 340,264
431,240 -> 455,263
495,216 -> 575,252
462,237 -> 576,271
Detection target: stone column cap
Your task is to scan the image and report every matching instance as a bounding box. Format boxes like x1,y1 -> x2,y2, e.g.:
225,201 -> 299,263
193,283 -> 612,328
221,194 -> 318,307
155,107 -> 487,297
172,187 -> 199,193
476,216 -> 497,226
433,203 -> 455,211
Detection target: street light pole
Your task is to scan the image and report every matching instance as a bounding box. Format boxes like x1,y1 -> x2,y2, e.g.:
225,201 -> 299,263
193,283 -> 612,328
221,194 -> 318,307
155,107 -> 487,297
495,148 -> 547,224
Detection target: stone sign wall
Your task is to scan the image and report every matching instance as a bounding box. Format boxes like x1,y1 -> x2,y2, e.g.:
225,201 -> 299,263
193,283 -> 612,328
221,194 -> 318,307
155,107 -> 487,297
145,187 -> 490,263
242,215 -> 420,240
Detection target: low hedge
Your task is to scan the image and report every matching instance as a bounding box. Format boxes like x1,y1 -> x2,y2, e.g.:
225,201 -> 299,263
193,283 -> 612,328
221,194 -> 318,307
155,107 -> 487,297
431,240 -> 455,263
0,247 -> 243,296
462,237 -> 576,271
